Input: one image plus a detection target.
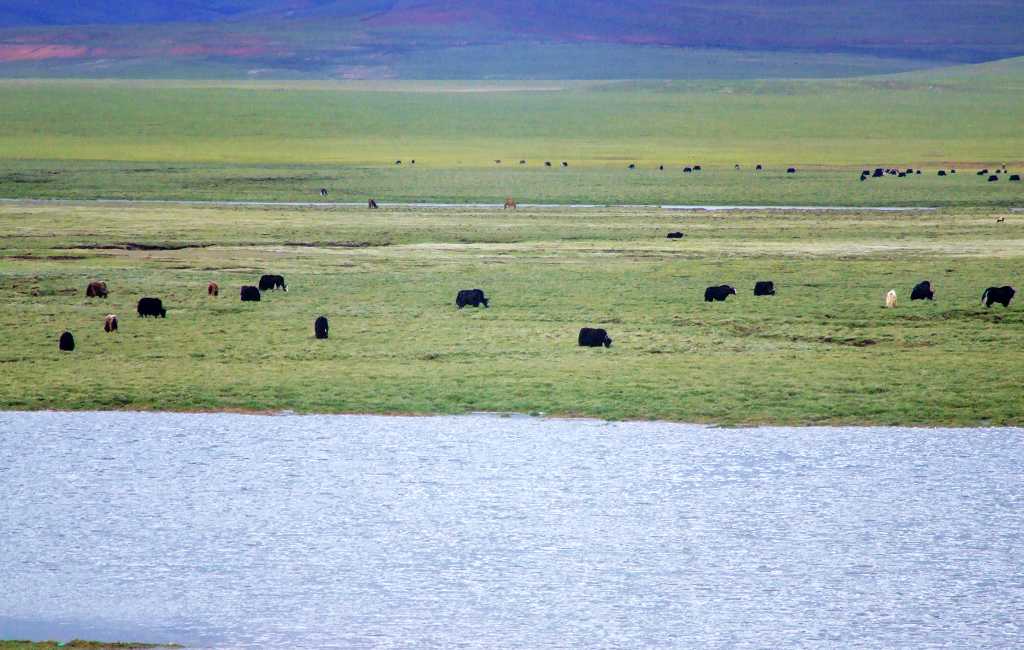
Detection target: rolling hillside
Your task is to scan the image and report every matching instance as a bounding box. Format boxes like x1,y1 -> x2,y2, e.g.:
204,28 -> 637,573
0,0 -> 1022,79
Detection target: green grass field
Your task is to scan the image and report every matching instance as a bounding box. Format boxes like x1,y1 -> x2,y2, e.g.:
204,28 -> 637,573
1,60 -> 1021,207
2,201 -> 1021,425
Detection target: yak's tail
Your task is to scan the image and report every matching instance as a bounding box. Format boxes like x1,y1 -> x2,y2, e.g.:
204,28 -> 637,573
981,288 -> 990,306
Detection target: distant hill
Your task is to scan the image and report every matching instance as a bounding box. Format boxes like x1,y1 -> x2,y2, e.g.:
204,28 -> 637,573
1,0 -> 1021,79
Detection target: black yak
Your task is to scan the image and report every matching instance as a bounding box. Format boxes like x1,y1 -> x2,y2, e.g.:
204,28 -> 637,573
578,327 -> 612,348
456,288 -> 489,308
705,285 -> 736,302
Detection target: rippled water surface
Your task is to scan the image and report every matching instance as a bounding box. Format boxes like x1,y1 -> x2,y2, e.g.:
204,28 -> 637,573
2,412 -> 1023,648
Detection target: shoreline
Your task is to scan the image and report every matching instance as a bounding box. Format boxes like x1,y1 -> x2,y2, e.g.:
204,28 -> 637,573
2,408 -> 1020,430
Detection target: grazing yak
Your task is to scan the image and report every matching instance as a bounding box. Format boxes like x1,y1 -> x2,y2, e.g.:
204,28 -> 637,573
240,286 -> 261,302
628,163 -> 636,169
314,316 -> 329,340
208,281 -> 219,297
259,274 -> 287,291
520,160 -> 526,165
938,170 -> 947,176
545,161 -> 552,167
578,327 -> 612,348
755,164 -> 763,170
319,188 -> 328,197
659,165 -> 664,171
58,330 -> 75,352
104,314 -> 118,333
85,281 -> 108,298
982,286 -> 1015,308
395,160 -> 402,165
787,167 -> 797,174
754,281 -> 776,296
705,285 -> 736,302
683,167 -> 693,173
368,199 -> 379,209
873,168 -> 885,178
504,197 -> 517,210
911,281 -> 934,301
456,288 -> 489,309
1010,175 -> 1021,182
562,162 -> 568,167
988,175 -> 999,182
885,289 -> 897,309
997,217 -> 1005,223
666,231 -> 684,239
495,160 -> 502,164
137,297 -> 166,318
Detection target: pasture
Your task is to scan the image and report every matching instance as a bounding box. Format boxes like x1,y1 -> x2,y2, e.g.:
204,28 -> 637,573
1,202 -> 1021,425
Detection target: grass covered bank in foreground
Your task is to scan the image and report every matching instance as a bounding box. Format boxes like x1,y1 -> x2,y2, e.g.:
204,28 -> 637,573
0,642 -> 178,649
1,202 -> 1021,425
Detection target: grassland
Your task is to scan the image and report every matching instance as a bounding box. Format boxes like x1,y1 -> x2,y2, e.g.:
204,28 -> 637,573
1,201 -> 1021,425
0,61 -> 1021,207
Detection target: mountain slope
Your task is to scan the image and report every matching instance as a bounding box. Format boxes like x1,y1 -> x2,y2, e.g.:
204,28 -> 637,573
0,0 -> 1021,79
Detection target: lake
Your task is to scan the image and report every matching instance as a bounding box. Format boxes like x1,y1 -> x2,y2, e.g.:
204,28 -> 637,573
1,412 -> 1022,648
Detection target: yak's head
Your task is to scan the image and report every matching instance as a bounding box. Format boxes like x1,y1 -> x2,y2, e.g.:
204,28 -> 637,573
160,308 -> 167,318
726,286 -> 737,295
604,335 -> 613,348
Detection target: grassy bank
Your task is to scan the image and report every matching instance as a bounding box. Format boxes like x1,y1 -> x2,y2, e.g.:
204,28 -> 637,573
1,202 -> 1021,425
0,642 -> 178,649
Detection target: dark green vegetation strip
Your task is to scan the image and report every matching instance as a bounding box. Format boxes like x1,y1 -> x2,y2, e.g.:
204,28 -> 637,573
1,162 -> 1022,208
1,203 -> 1021,425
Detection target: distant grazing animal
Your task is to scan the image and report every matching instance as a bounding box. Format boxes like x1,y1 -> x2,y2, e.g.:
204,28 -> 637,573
735,164 -> 741,170
240,285 -> 261,302
319,188 -> 328,197
395,160 -> 402,165
368,199 -> 379,209
938,170 -> 947,176
1010,175 -> 1021,181
982,286 -> 1015,308
410,160 -> 415,164
259,274 -> 287,292
910,281 -> 934,301
578,327 -> 612,348
314,316 -> 329,340
545,161 -> 552,167
85,281 -> 108,298
977,169 -> 987,176
950,169 -> 956,174
754,281 -> 776,296
504,197 -> 517,210
694,165 -> 702,171
873,169 -> 884,178
104,314 -> 118,333
755,164 -> 763,170
898,172 -> 907,178
906,168 -> 914,174
666,231 -> 684,239
562,162 -> 568,167
58,330 -> 74,352
628,163 -> 636,169
916,170 -> 921,175
859,175 -> 867,182
137,297 -> 166,318
885,289 -> 897,309
787,167 -> 797,174
988,175 -> 999,182
704,285 -> 736,302
996,217 -> 1005,223
683,167 -> 692,173
208,282 -> 219,297
495,160 -> 502,164
862,170 -> 871,176
520,160 -> 526,164
456,288 -> 489,308
659,165 -> 664,171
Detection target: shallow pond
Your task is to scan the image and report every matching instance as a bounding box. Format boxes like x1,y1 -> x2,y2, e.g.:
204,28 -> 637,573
1,412 -> 1022,648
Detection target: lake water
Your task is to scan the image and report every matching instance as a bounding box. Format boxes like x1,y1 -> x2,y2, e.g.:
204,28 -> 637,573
1,412 -> 1022,648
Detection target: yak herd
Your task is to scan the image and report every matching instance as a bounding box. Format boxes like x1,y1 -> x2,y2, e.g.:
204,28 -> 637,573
60,254 -> 1015,353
